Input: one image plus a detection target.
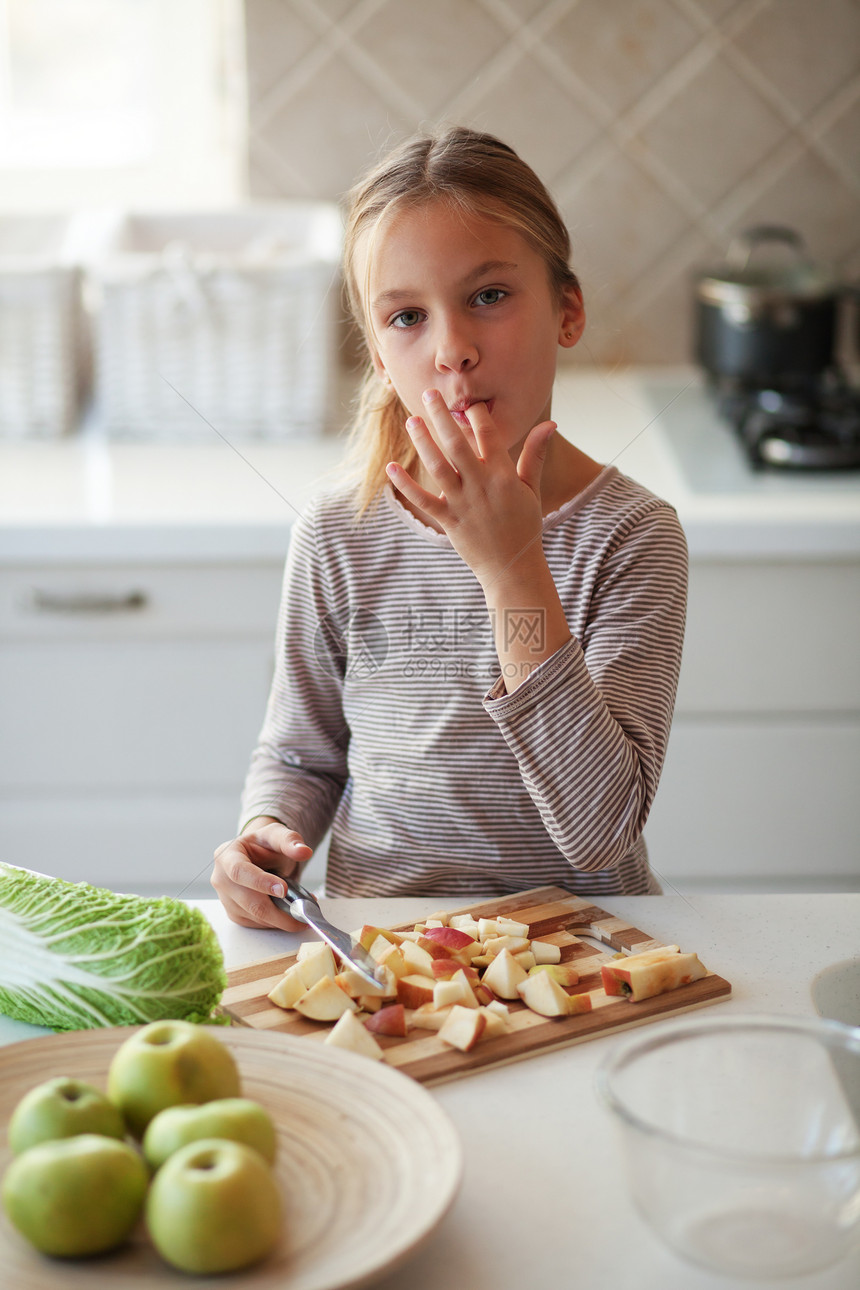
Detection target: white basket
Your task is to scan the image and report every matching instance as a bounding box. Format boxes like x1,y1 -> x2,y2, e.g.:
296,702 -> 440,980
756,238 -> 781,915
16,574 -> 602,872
86,205 -> 343,440
0,216 -> 85,439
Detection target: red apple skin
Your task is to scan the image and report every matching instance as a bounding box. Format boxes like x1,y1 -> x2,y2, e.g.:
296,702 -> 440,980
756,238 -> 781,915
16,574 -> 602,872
600,964 -> 630,996
396,976 -> 436,1009
364,1004 -> 407,1037
421,927 -> 476,951
430,960 -> 459,980
566,992 -> 593,1014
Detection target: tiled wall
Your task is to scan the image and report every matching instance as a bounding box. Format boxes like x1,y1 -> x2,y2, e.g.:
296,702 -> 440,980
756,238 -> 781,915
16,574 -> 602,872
244,0 -> 860,365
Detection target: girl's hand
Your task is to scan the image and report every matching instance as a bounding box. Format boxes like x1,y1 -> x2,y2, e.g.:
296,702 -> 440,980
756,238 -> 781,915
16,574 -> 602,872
386,389 -> 555,587
211,818 -> 312,929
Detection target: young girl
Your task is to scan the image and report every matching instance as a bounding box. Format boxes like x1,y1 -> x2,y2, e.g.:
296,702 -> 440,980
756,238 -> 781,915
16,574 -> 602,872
212,126 -> 687,930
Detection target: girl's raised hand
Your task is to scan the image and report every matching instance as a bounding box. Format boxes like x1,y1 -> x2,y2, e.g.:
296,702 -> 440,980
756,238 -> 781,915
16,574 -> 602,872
386,388 -> 556,588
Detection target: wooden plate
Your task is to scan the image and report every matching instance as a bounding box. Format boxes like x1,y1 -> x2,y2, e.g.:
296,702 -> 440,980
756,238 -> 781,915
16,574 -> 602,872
0,1026 -> 463,1289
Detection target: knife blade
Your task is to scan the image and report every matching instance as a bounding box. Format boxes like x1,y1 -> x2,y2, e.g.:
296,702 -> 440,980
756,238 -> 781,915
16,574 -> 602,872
269,876 -> 386,992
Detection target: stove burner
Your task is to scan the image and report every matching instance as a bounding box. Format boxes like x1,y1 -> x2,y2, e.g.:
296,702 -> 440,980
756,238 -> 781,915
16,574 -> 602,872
715,377 -> 860,470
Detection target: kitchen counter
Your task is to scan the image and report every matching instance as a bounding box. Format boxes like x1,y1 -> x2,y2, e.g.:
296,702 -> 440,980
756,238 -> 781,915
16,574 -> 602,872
1,893 -> 858,1289
2,367 -> 859,560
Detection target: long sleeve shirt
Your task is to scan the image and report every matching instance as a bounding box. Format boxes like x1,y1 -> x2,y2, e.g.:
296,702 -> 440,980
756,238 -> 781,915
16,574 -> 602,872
240,465 -> 688,899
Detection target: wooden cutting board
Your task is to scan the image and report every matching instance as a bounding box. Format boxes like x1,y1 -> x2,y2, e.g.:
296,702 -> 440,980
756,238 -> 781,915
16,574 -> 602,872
220,886 -> 731,1085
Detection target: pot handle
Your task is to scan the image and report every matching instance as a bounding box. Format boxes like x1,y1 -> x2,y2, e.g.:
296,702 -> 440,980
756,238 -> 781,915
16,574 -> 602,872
726,225 -> 808,270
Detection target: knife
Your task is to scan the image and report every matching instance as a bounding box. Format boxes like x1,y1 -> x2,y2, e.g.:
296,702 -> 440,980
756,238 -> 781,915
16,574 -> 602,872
269,875 -> 386,992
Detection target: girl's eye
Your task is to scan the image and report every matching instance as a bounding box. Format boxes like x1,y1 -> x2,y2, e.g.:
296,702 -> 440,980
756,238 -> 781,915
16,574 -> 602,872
474,288 -> 506,307
391,309 -> 423,329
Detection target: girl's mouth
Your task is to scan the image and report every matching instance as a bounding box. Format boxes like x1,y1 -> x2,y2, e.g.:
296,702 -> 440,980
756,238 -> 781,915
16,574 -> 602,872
450,398 -> 494,426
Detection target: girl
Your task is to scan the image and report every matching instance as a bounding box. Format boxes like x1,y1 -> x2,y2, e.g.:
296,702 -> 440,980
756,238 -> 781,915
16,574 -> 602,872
212,126 -> 687,930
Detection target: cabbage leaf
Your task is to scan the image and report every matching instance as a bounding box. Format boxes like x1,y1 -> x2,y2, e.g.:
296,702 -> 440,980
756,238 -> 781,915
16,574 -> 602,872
0,864 -> 227,1030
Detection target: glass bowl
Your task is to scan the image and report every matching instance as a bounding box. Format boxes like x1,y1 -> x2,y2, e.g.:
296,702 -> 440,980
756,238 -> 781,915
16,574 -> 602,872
596,1014 -> 860,1279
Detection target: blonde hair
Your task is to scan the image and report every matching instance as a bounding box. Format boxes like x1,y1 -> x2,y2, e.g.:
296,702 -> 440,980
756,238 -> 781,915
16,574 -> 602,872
341,126 -> 581,513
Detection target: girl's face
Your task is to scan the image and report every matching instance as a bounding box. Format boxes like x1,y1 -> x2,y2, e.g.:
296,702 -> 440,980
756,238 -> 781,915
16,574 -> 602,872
361,200 -> 583,459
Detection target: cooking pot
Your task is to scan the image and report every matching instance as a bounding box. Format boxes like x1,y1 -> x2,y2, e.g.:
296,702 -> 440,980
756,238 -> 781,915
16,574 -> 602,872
694,226 -> 840,386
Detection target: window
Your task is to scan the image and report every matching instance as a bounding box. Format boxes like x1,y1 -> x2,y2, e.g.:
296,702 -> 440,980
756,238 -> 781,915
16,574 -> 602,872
0,0 -> 246,210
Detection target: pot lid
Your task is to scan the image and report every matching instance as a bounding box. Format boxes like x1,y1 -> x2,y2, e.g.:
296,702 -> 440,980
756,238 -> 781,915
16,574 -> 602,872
697,225 -> 838,305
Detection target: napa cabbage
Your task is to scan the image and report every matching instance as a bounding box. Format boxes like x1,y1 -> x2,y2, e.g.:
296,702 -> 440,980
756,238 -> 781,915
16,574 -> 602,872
0,863 -> 227,1030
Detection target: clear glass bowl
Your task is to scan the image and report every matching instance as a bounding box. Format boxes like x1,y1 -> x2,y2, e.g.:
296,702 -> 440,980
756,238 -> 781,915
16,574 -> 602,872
596,1014 -> 860,1279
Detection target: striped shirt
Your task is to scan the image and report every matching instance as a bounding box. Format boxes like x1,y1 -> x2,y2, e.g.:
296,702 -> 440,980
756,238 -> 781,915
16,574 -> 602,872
240,465 -> 688,898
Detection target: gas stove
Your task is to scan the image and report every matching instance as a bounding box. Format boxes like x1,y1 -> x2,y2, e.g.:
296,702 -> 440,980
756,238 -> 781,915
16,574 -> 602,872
712,374 -> 860,471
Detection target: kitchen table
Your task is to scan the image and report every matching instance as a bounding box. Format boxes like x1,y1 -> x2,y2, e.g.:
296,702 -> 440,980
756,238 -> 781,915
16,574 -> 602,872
1,893 -> 858,1289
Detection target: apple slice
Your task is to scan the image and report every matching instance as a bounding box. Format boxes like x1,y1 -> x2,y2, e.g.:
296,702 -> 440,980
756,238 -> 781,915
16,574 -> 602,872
396,974 -> 436,1009
364,1004 -> 408,1037
528,963 -> 580,987
426,910 -> 450,926
430,959 -> 459,980
479,1007 -> 511,1039
601,949 -> 707,1002
294,977 -> 358,1022
513,951 -> 536,971
483,934 -> 531,957
355,925 -> 399,954
324,1010 -> 385,1061
477,918 -> 501,940
517,970 -> 575,1017
296,947 -> 337,989
481,948 -> 528,1000
410,1004 -> 453,1031
375,944 -> 408,980
450,969 -> 480,1009
400,939 -> 435,978
497,916 -> 530,938
439,1005 -> 487,1052
531,940 -> 562,965
421,926 -> 477,951
448,915 -> 481,939
433,979 -> 466,1010
267,966 -> 306,1010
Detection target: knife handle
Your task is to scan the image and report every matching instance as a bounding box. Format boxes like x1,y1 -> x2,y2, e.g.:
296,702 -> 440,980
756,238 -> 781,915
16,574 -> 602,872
265,872 -> 317,922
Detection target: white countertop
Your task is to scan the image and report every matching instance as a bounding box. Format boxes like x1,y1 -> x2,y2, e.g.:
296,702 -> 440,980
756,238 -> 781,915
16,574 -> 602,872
2,893 -> 858,1289
2,367 -> 859,561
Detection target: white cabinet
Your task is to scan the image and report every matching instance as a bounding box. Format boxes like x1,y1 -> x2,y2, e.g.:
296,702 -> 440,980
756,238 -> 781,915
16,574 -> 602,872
0,559 -> 286,896
645,559 -> 860,890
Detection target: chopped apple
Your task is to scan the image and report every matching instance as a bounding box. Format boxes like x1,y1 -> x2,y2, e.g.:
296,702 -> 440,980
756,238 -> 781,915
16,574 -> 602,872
601,948 -> 707,1002
364,1003 -> 408,1037
426,910 -> 450,926
296,940 -> 331,963
295,976 -> 358,1021
497,916 -> 530,938
410,1004 -> 453,1031
528,963 -> 580,987
357,994 -> 385,1012
433,979 -> 466,1009
439,1005 -> 487,1052
267,965 -> 307,1010
470,953 -> 494,970
324,1009 -> 385,1060
483,934 -> 531,957
296,947 -> 337,989
430,959 -> 459,980
472,982 -> 495,1007
355,925 -> 399,953
376,943 -> 408,980
479,1007 -> 511,1039
448,915 -> 481,939
477,918 -> 501,939
565,991 -> 593,1015
400,939 -> 435,977
422,926 -> 477,952
517,970 -> 576,1017
396,974 -> 436,1009
485,1000 -> 512,1023
531,940 -> 562,965
481,947 -> 528,1000
449,969 -> 480,1008
513,951 -> 536,971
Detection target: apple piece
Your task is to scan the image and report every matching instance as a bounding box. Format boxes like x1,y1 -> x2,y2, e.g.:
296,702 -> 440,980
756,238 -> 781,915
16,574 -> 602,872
394,929 -> 423,943
450,968 -> 480,1008
600,949 -> 707,1002
296,947 -> 337,989
477,918 -> 501,939
481,948 -> 528,1000
146,1139 -> 281,1274
528,963 -> 580,987
7,1077 -> 126,1155
267,967 -> 307,1010
439,1005 -> 487,1052
410,1004 -> 453,1031
470,953 -> 494,970
294,976 -> 358,1022
517,970 -> 575,1017
473,982 -> 495,1007
426,910 -> 450,926
565,991 -> 593,1014
324,1010 -> 385,1061
376,944 -> 408,980
107,1021 -> 240,1139
448,915 -> 481,939
531,940 -> 562,965
479,1007 -> 510,1040
364,1003 -> 408,1037
483,934 -> 531,957
433,979 -> 465,1009
296,940 -> 331,963
513,951 -> 536,971
497,916 -> 530,937
400,938 -> 435,977
485,999 -> 512,1024
355,925 -> 398,954
421,926 -> 477,951
396,974 -> 436,1009
430,958 -> 459,980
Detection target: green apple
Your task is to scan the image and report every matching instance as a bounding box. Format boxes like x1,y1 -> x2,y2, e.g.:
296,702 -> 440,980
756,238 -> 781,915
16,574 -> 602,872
142,1098 -> 277,1170
7,1076 -> 126,1154
146,1137 -> 281,1274
107,1020 -> 240,1139
2,1134 -> 148,1258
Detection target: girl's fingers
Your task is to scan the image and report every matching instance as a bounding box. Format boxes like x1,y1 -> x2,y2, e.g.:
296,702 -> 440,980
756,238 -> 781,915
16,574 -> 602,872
516,420 -> 556,494
385,460 -> 446,519
405,414 -> 462,491
421,389 -> 482,472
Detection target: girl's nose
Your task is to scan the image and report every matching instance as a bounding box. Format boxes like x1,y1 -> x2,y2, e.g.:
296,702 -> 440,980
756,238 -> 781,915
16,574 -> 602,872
434,321 -> 478,373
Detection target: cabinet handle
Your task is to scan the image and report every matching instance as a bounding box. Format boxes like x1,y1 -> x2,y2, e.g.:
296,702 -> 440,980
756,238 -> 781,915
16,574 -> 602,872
26,589 -> 149,615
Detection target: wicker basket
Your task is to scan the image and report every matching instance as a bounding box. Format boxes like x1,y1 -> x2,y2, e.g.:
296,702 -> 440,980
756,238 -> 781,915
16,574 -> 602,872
0,216 -> 85,439
88,205 -> 342,440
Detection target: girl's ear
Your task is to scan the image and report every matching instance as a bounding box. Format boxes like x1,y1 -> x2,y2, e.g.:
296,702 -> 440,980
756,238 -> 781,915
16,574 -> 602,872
559,285 -> 585,348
